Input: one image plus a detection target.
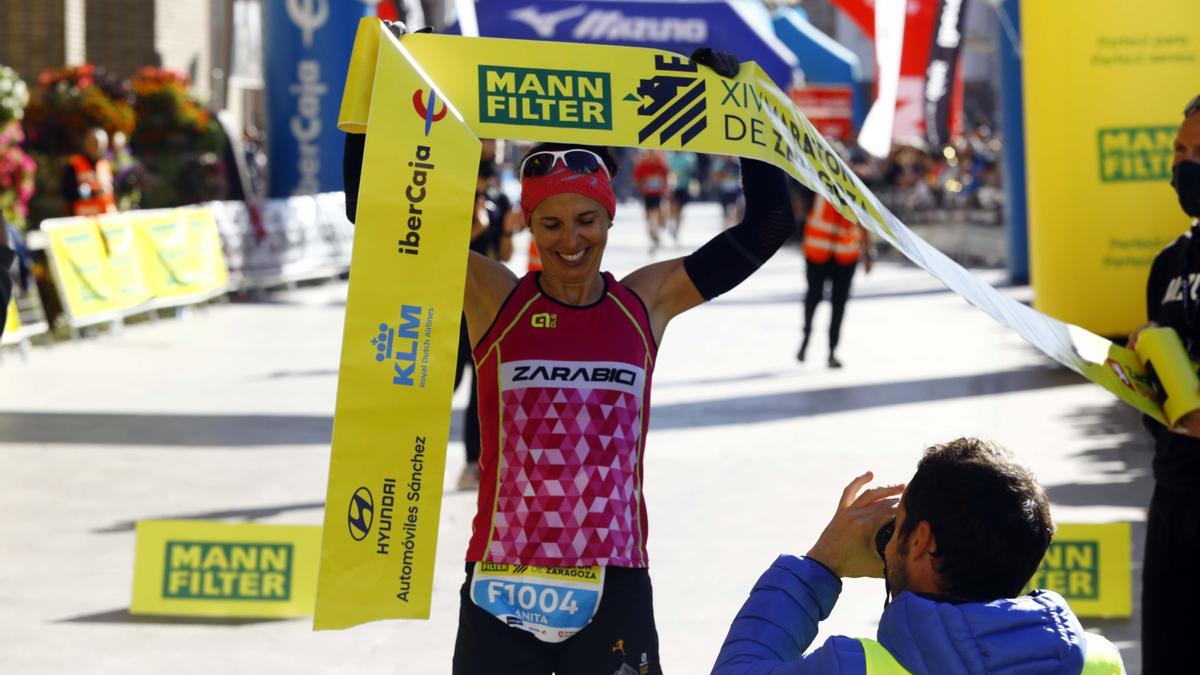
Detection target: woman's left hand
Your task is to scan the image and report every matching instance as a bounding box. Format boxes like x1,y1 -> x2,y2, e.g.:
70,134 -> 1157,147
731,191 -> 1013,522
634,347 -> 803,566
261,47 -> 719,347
689,48 -> 740,78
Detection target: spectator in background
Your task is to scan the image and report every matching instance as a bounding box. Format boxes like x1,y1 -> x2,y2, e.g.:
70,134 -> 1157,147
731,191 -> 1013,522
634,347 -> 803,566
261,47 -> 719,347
61,127 -> 117,217
666,151 -> 698,244
0,212 -> 13,339
798,194 -> 871,369
633,149 -> 670,251
1127,94 -> 1200,674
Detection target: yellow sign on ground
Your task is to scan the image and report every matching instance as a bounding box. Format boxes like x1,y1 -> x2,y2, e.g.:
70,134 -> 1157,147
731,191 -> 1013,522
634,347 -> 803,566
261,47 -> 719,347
1027,523 -> 1131,618
318,21 -> 1185,630
1023,1 -> 1200,336
131,520 -> 322,619
133,207 -> 229,299
43,217 -> 144,320
96,214 -> 152,303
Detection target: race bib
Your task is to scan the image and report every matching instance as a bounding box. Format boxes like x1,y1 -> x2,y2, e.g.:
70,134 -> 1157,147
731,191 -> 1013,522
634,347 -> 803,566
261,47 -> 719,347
469,562 -> 604,643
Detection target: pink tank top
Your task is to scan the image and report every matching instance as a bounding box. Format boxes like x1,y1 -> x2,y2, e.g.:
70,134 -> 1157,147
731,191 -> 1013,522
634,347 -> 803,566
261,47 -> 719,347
468,272 -> 657,568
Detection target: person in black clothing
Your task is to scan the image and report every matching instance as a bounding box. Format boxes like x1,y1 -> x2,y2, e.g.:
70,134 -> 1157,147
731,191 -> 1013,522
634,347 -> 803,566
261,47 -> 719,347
0,213 -> 14,339
1127,94 -> 1200,675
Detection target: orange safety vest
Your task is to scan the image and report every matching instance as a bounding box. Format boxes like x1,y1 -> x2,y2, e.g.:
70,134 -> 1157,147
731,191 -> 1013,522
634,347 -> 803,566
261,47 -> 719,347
803,196 -> 862,265
68,154 -> 117,217
527,238 -> 543,272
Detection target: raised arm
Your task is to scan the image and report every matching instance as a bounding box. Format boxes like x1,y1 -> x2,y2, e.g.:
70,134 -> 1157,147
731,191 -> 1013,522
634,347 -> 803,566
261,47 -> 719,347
712,555 -> 843,674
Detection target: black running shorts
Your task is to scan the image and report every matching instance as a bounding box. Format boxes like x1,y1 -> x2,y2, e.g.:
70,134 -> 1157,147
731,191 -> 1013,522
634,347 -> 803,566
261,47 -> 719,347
452,564 -> 662,675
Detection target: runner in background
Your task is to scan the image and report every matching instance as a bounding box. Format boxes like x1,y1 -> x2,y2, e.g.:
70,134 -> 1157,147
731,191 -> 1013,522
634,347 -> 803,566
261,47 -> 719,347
711,155 -> 744,230
633,149 -> 670,252
666,151 -> 698,244
798,195 -> 872,368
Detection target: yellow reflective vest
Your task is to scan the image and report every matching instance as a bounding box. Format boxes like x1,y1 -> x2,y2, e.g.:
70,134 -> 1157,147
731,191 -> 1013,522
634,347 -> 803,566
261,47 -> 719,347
858,632 -> 1125,674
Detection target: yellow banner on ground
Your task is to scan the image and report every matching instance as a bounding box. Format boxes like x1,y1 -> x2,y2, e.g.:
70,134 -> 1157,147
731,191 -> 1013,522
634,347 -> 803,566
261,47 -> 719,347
1023,2 -> 1200,336
130,520 -> 322,619
133,207 -> 229,299
317,21 -> 1178,630
96,214 -> 152,302
43,217 -> 144,320
1026,523 -> 1131,618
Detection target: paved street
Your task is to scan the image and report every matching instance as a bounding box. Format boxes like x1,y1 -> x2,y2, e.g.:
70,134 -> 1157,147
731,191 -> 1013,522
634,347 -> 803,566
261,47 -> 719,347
0,203 -> 1152,673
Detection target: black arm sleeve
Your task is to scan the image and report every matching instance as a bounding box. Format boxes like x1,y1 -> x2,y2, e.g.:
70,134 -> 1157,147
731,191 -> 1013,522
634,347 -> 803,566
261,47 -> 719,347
1145,248 -> 1169,323
343,133 -> 365,224
682,158 -> 795,300
1142,246 -> 1175,438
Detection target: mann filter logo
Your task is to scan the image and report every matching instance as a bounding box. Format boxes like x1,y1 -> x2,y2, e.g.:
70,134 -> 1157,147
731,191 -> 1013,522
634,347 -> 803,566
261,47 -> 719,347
531,312 -> 557,328
630,55 -> 706,147
1028,541 -> 1099,600
479,65 -> 612,130
163,542 -> 292,600
347,487 -> 374,541
371,304 -> 427,387
1097,126 -> 1176,182
412,88 -> 446,136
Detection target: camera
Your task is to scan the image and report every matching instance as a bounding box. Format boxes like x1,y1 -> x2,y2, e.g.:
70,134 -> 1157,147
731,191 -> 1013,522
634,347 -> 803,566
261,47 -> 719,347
875,519 -> 895,561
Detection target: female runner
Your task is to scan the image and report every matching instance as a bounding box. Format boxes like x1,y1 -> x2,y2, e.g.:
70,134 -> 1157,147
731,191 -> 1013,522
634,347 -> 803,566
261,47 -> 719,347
347,47 -> 794,675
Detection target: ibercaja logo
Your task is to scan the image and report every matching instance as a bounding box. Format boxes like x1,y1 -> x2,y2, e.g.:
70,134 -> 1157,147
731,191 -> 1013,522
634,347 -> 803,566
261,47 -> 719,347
412,87 -> 446,137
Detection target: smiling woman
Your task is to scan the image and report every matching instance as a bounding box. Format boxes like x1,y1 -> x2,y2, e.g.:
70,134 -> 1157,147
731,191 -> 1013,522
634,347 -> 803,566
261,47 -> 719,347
342,48 -> 795,675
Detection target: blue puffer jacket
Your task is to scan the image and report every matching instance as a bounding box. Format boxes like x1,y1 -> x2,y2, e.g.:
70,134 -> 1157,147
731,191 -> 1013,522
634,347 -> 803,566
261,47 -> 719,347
713,555 -> 1096,674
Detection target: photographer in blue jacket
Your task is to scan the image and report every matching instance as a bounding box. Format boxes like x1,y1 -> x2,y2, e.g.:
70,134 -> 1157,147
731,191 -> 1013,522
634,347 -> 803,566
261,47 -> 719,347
713,437 -> 1124,675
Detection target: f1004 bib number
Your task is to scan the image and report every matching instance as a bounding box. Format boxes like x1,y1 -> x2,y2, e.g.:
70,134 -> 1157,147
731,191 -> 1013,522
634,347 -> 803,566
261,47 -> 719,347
470,563 -> 605,643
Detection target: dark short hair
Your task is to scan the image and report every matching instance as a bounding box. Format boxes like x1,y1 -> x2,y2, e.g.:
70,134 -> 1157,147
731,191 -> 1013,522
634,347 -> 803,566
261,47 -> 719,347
520,143 -> 619,178
899,437 -> 1054,602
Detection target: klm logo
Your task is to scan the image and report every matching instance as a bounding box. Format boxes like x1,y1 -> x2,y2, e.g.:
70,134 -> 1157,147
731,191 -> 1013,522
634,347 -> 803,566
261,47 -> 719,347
371,305 -> 424,386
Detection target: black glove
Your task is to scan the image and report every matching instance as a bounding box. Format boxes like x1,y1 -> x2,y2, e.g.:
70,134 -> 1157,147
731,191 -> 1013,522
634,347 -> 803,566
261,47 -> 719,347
385,20 -> 434,39
343,133 -> 365,223
689,47 -> 740,78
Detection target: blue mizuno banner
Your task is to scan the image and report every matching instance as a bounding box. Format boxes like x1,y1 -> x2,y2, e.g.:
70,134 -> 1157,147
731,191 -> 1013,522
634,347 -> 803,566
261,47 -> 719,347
265,0 -> 369,197
467,0 -> 801,90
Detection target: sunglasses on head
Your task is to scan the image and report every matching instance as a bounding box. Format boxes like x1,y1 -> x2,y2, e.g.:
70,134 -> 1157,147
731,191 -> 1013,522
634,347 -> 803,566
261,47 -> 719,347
520,149 -> 611,181
1187,95 -> 1200,118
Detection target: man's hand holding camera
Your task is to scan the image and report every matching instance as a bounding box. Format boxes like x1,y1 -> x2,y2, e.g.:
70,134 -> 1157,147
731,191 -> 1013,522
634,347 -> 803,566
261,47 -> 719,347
805,471 -> 904,579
